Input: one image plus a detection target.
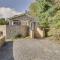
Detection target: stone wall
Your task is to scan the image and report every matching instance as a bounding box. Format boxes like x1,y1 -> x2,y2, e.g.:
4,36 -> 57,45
6,25 -> 29,39
6,25 -> 21,39
20,25 -> 29,37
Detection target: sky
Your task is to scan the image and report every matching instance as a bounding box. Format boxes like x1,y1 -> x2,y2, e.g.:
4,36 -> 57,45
0,0 -> 34,18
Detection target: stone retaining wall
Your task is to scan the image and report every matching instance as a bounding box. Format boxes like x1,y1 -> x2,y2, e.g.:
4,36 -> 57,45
6,25 -> 29,39
6,25 -> 21,39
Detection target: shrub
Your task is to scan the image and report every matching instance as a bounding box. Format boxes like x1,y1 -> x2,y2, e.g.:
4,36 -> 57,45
0,19 -> 9,25
53,33 -> 60,41
15,34 -> 22,39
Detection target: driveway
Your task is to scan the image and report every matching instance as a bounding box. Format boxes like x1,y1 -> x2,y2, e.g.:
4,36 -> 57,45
0,38 -> 60,60
13,38 -> 60,60
0,41 -> 14,60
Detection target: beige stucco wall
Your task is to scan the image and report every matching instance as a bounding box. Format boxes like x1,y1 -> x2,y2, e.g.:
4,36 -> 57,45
0,36 -> 5,48
0,25 -> 6,37
34,27 -> 45,38
0,25 -> 6,47
29,26 -> 45,38
30,30 -> 34,38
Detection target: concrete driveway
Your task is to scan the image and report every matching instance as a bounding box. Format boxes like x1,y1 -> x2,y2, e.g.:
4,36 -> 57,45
13,38 -> 60,60
0,38 -> 60,60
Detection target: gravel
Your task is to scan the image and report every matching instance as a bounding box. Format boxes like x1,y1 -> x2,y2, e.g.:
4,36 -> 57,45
13,38 -> 60,60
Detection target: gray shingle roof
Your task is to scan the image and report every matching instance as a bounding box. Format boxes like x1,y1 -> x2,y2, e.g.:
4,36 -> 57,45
8,13 -> 39,22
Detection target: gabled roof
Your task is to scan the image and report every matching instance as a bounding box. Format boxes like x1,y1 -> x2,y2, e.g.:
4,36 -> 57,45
8,13 -> 39,22
8,13 -> 26,20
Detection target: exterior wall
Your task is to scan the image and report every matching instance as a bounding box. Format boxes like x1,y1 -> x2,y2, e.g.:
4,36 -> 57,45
0,25 -> 6,47
20,25 -> 29,37
6,25 -> 29,39
34,27 -> 45,38
21,20 -> 29,26
0,25 -> 6,37
6,25 -> 21,39
29,27 -> 45,38
0,36 -> 5,48
30,30 -> 34,38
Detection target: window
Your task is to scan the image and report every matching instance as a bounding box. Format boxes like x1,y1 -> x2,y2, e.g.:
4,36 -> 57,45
13,21 -> 21,25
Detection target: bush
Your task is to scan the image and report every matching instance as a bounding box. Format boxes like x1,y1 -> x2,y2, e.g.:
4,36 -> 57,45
15,34 -> 22,39
0,19 -> 9,25
53,33 -> 60,41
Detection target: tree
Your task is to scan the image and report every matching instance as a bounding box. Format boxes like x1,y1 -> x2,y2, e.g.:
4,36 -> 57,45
29,0 -> 60,28
29,2 -> 38,16
0,18 -> 9,25
29,0 -> 60,37
29,0 -> 52,28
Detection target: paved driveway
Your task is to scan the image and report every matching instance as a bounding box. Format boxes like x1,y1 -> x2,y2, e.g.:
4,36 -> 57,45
13,38 -> 60,60
0,41 -> 14,60
0,38 -> 60,60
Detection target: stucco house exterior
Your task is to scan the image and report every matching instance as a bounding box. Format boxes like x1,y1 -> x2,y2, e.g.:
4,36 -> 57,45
0,13 -> 45,39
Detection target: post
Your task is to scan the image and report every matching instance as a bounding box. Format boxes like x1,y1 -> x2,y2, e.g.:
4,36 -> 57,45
29,22 -> 36,38
30,29 -> 34,38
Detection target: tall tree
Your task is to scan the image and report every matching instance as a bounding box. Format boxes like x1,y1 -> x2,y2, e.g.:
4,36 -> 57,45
29,0 -> 60,28
29,2 -> 38,16
29,0 -> 60,37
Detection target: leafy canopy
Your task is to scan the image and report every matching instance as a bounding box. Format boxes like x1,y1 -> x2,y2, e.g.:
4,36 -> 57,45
29,0 -> 60,28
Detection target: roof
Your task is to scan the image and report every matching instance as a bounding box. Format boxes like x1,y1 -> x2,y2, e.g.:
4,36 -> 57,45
8,13 -> 26,20
8,13 -> 39,22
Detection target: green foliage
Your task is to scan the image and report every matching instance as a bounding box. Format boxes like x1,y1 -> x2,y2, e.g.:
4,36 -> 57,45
53,30 -> 60,41
15,34 -> 22,39
29,0 -> 60,38
29,0 -> 51,28
29,0 -> 60,29
29,2 -> 38,16
0,18 -> 9,25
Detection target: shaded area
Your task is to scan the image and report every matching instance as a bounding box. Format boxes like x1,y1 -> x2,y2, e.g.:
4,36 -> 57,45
0,41 -> 14,60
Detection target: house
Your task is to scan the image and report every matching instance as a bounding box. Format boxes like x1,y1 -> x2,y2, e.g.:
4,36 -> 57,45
0,13 -> 45,39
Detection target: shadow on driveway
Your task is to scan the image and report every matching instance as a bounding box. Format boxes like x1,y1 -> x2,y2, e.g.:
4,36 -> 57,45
0,41 -> 14,60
